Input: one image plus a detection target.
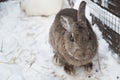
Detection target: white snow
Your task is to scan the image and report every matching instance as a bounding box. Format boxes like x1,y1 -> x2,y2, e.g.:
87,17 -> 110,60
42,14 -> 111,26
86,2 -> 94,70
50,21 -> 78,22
0,0 -> 120,80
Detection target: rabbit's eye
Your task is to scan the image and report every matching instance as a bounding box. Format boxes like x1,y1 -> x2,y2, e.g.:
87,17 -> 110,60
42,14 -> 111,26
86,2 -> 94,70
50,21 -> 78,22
89,36 -> 92,40
70,35 -> 74,42
88,32 -> 92,40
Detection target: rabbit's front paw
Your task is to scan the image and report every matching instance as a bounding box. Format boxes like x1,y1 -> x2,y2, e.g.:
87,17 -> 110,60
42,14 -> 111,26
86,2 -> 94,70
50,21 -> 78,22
64,64 -> 75,75
84,62 -> 93,72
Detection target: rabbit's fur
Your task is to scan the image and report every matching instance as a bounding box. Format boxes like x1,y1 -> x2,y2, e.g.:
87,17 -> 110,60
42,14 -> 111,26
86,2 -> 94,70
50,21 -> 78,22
49,1 -> 98,75
67,0 -> 76,8
20,0 -> 63,16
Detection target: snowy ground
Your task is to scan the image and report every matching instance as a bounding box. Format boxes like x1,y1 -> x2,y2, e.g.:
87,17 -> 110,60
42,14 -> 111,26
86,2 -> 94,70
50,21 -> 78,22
0,0 -> 120,80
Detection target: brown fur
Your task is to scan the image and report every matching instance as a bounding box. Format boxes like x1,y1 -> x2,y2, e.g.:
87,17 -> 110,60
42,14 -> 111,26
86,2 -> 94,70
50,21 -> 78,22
49,1 -> 98,74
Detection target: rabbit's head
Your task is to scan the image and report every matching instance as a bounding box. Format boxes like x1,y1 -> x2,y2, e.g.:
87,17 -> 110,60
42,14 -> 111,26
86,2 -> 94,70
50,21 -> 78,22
60,15 -> 93,61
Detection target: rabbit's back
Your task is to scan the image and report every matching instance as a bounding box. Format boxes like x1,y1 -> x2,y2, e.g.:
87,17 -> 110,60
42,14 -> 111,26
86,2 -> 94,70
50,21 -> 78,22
20,0 -> 63,16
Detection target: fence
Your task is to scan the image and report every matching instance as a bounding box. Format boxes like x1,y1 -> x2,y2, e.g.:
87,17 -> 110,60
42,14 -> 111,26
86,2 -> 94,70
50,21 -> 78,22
86,0 -> 120,55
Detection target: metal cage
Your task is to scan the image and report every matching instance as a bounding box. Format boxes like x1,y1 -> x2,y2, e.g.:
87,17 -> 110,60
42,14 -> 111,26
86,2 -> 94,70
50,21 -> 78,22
87,0 -> 120,55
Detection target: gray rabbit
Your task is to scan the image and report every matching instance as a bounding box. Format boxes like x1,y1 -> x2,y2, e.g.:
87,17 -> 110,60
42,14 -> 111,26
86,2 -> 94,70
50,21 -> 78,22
49,1 -> 98,75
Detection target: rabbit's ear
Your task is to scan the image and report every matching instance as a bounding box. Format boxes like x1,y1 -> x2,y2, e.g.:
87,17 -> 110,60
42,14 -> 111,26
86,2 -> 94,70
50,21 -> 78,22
68,0 -> 74,8
78,1 -> 86,23
60,15 -> 74,32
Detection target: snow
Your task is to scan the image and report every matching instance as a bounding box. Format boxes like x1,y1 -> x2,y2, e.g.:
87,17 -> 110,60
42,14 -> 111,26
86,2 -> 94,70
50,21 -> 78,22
0,0 -> 120,80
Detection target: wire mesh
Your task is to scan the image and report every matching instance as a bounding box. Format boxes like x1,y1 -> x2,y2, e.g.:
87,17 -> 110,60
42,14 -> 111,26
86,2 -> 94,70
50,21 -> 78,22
86,0 -> 120,54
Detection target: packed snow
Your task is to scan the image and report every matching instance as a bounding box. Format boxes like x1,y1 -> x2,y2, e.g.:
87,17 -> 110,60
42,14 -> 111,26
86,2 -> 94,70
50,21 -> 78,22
0,0 -> 120,80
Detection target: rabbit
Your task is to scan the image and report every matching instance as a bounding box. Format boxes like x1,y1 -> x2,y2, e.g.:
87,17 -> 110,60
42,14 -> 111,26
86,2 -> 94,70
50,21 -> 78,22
49,1 -> 98,75
20,0 -> 63,16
